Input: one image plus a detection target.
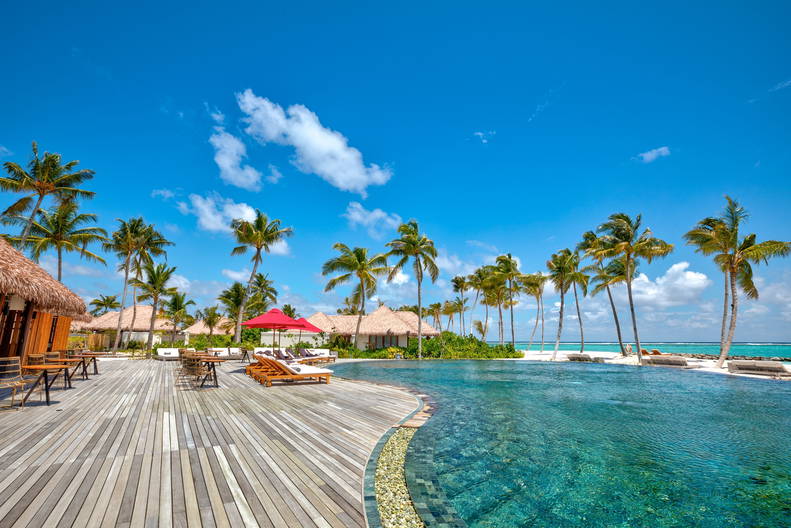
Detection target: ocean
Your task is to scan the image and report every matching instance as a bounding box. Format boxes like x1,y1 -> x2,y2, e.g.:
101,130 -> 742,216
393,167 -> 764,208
501,341 -> 791,358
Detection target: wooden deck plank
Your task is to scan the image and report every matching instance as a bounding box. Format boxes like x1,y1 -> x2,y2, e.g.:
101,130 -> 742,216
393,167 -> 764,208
0,359 -> 416,528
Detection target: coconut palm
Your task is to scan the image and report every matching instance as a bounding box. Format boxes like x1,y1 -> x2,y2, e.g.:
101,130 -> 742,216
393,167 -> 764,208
520,273 -> 548,352
452,296 -> 468,334
130,262 -> 177,350
196,306 -> 222,344
547,249 -> 575,361
230,210 -> 293,341
322,244 -> 389,348
282,304 -> 300,319
483,270 -> 507,344
386,221 -> 439,359
684,197 -> 790,367
247,273 -> 278,314
163,292 -> 195,343
597,214 -> 673,363
494,254 -> 521,348
336,296 -> 361,315
466,267 -> 488,325
89,295 -> 120,316
472,320 -> 486,340
1,142 -> 95,248
567,251 -> 589,353
127,224 -> 172,336
451,276 -> 469,335
219,282 -> 249,331
6,201 -> 108,281
104,218 -> 146,351
427,302 -> 443,329
441,300 -> 456,331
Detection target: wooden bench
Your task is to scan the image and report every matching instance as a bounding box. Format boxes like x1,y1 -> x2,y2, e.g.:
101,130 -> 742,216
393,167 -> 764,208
567,353 -> 604,363
727,360 -> 791,379
641,356 -> 699,369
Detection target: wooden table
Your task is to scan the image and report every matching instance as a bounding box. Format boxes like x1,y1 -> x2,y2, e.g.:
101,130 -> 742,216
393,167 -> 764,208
76,353 -> 108,375
49,358 -> 89,381
199,357 -> 227,387
21,365 -> 68,406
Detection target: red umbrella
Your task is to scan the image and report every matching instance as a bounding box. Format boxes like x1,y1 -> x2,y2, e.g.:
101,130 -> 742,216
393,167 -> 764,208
242,309 -> 305,350
296,318 -> 323,333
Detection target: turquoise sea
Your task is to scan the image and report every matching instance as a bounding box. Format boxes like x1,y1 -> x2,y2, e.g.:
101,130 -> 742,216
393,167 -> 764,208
504,342 -> 791,358
335,360 -> 791,527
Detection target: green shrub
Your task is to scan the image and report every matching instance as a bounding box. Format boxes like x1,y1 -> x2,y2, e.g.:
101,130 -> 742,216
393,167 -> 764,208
335,346 -> 405,359
405,332 -> 521,359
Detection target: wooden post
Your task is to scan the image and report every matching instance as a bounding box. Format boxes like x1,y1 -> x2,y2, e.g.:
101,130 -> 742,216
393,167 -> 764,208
16,302 -> 34,361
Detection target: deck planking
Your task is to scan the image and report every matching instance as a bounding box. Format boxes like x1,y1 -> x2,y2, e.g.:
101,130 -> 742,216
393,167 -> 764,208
0,359 -> 416,528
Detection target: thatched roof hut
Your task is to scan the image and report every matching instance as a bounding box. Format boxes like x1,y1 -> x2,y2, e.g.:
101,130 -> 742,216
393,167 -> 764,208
83,305 -> 171,332
0,237 -> 88,319
306,306 -> 440,337
184,317 -> 233,336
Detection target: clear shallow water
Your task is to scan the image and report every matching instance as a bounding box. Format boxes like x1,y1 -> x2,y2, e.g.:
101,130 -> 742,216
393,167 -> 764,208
507,342 -> 791,358
334,360 -> 791,528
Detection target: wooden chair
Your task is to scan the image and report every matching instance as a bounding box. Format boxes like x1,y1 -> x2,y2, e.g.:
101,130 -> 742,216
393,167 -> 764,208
250,356 -> 332,387
727,360 -> 791,379
0,357 -> 39,408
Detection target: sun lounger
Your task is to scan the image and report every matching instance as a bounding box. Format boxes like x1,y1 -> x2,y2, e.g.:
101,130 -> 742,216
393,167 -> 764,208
248,356 -> 332,387
641,355 -> 699,369
567,353 -> 604,363
156,348 -> 192,361
727,360 -> 791,379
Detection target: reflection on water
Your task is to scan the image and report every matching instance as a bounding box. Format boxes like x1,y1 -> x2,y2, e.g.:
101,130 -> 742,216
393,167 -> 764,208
334,360 -> 791,528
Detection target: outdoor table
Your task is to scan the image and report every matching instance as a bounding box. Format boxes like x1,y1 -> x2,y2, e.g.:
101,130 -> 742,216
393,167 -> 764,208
240,349 -> 249,362
200,358 -> 227,387
49,358 -> 88,381
77,353 -> 108,375
21,364 -> 68,406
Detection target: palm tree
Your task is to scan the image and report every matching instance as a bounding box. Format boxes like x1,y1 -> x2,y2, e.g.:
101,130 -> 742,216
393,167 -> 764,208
1,142 -> 96,248
452,296 -> 468,334
247,273 -> 278,314
196,306 -> 222,345
282,304 -> 299,319
495,254 -> 520,348
685,197 -> 790,367
483,270 -> 507,344
520,273 -> 548,352
322,244 -> 389,348
441,300 -> 456,331
219,282 -> 248,331
163,292 -> 195,343
568,251 -> 589,353
386,221 -> 439,359
336,296 -> 361,315
597,213 -> 673,363
230,210 -> 293,342
6,201 -> 108,281
579,231 -> 628,356
472,320 -> 486,340
427,302 -> 443,329
547,249 -> 575,361
128,224 -> 172,336
451,276 -> 469,335
466,267 -> 488,322
104,218 -> 146,351
89,295 -> 120,316
130,262 -> 177,350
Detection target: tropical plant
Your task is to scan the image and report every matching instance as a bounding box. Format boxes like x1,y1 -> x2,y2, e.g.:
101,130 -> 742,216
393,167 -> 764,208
466,267 -> 488,322
104,218 -> 145,351
684,197 -> 790,367
1,142 -> 95,248
597,213 -> 673,363
336,296 -> 361,315
322,243 -> 389,347
130,261 -> 177,350
547,249 -> 575,360
196,306 -> 222,343
472,320 -> 486,340
219,282 -> 249,331
568,251 -> 589,353
89,294 -> 120,316
163,292 -> 195,343
127,223 -> 172,335
281,304 -> 299,319
230,210 -> 293,341
483,269 -> 507,344
520,273 -> 548,352
386,221 -> 439,359
441,300 -> 456,331
452,296 -> 468,334
246,273 -> 278,314
427,302 -> 443,328
589,257 -> 631,356
451,275 -> 469,335
5,201 -> 108,281
494,254 -> 521,347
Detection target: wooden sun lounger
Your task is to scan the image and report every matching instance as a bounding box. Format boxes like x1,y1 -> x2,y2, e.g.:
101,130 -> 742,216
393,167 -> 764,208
727,360 -> 791,379
641,355 -> 699,369
249,356 -> 332,387
566,353 -> 604,363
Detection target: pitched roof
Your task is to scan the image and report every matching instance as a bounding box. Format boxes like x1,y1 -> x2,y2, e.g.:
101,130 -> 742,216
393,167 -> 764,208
0,238 -> 88,319
305,306 -> 440,336
82,305 -> 172,331
393,309 -> 441,336
184,317 -> 234,335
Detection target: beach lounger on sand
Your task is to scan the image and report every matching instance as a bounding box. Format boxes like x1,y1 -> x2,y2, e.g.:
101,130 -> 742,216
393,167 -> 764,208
248,356 -> 332,387
567,353 -> 604,363
641,356 -> 699,369
727,360 -> 791,379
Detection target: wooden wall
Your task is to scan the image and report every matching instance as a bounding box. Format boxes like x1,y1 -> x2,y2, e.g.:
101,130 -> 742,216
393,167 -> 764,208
22,312 -> 72,362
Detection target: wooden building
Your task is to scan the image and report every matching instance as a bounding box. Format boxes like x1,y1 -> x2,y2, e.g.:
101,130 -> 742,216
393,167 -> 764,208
0,238 -> 88,361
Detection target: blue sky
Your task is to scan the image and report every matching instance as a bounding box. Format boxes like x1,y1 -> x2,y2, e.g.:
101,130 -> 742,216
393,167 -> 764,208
2,1 -> 790,341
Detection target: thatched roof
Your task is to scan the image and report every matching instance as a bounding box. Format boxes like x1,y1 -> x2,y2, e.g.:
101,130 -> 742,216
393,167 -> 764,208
184,318 -> 233,335
307,306 -> 440,337
83,305 -> 171,332
0,238 -> 88,318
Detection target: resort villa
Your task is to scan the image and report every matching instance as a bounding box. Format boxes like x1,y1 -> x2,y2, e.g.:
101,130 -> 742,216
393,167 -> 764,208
75,305 -> 172,348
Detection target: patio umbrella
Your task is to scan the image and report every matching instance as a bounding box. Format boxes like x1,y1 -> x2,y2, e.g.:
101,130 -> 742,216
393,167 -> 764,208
242,308 -> 306,351
294,317 -> 324,345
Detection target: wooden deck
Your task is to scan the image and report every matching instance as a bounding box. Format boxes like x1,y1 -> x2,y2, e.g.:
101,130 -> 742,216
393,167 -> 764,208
0,359 -> 417,528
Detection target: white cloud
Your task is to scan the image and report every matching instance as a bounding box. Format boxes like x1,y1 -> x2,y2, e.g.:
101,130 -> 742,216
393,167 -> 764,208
237,89 -> 392,197
203,101 -> 225,123
269,240 -> 291,256
436,251 -> 477,277
472,131 -> 496,144
209,127 -> 262,191
0,145 -> 12,157
39,256 -> 99,278
222,268 -> 250,282
390,270 -> 410,286
267,164 -> 283,183
177,192 -> 255,233
624,262 -> 711,309
635,146 -> 671,163
466,240 -> 498,253
343,201 -> 401,239
769,79 -> 791,92
167,274 -> 191,292
151,188 -> 175,200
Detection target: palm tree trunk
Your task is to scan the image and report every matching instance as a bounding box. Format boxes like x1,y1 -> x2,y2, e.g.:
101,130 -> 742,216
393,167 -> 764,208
497,302 -> 504,345
57,246 -> 63,282
719,269 -> 730,357
130,268 -> 140,335
539,294 -> 545,352
718,268 -> 739,369
625,266 -> 643,364
483,303 -> 489,340
527,296 -> 540,351
508,280 -> 515,348
551,288 -> 565,361
145,297 -> 158,351
573,282 -> 584,353
19,194 -> 44,248
354,281 -> 365,349
209,327 -> 214,347
235,252 -> 261,342
605,284 -> 626,356
417,274 -> 423,360
112,255 -> 131,351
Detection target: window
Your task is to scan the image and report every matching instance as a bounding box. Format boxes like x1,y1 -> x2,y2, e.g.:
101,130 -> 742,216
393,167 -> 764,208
368,334 -> 400,349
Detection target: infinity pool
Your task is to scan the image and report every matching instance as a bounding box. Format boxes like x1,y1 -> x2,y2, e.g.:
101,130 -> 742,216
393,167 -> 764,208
333,360 -> 791,527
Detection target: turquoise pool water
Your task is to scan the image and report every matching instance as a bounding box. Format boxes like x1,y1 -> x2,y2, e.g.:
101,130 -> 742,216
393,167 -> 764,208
334,360 -> 791,527
508,342 -> 791,358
